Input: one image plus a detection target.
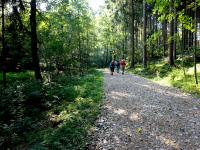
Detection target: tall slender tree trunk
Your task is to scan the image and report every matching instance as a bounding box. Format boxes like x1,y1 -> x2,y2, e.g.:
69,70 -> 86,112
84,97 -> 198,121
169,0 -> 174,66
143,0 -> 147,68
105,40 -> 109,66
151,15 -> 155,58
188,8 -> 193,49
194,0 -> 198,85
149,14 -> 155,59
181,25 -> 186,76
162,20 -> 167,57
78,28 -> 82,75
173,13 -> 178,60
1,0 -> 6,87
136,21 -> 138,52
130,0 -> 135,68
86,30 -> 89,71
30,0 -> 42,81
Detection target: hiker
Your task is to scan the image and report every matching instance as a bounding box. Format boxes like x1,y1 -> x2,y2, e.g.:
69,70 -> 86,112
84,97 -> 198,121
120,58 -> 126,75
116,60 -> 120,73
109,60 -> 115,75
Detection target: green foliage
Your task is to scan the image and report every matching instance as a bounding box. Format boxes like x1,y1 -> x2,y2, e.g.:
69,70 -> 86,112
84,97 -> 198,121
129,60 -> 200,96
0,72 -> 34,84
38,0 -> 96,76
0,70 -> 104,149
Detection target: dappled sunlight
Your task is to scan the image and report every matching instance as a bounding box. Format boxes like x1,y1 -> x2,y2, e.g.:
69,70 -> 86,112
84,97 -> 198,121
109,91 -> 138,101
113,108 -> 128,116
111,91 -> 133,98
99,64 -> 200,149
129,112 -> 140,121
155,134 -> 180,149
142,103 -> 158,109
187,64 -> 200,75
108,90 -> 138,102
110,95 -> 123,100
103,68 -> 111,74
134,82 -> 190,100
104,104 -> 113,110
122,127 -> 132,136
114,135 -> 121,143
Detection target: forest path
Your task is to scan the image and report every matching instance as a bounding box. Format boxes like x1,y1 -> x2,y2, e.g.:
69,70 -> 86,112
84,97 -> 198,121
89,69 -> 200,150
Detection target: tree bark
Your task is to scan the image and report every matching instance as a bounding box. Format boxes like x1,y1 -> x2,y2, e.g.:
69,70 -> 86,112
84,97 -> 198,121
143,0 -> 147,68
169,0 -> 174,66
162,20 -> 167,57
130,0 -> 135,68
173,13 -> 178,60
30,0 -> 42,81
194,0 -> 198,85
1,0 -> 6,87
151,15 -> 155,58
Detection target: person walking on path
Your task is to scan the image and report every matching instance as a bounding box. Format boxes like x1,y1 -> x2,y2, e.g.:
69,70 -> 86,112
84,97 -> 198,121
116,60 -> 120,73
109,60 -> 115,75
120,58 -> 126,75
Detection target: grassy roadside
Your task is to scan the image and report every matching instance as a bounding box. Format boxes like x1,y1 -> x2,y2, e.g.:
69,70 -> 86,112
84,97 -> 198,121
128,61 -> 200,97
0,70 -> 104,149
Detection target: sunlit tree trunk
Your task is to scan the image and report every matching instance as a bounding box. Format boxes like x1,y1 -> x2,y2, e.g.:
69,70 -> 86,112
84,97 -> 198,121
30,0 -> 42,81
143,0 -> 147,68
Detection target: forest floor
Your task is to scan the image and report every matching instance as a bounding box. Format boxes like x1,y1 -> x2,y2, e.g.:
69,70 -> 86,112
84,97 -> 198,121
88,69 -> 200,150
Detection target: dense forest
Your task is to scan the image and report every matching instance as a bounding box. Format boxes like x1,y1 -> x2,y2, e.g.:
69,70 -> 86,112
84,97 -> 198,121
0,0 -> 200,149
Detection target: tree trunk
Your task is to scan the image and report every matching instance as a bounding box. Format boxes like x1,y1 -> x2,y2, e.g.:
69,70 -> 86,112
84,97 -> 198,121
78,28 -> 82,75
136,21 -> 138,52
151,15 -> 155,58
173,13 -> 178,60
194,0 -> 198,85
188,8 -> 193,50
143,0 -> 147,68
1,0 -> 6,87
86,30 -> 89,71
30,0 -> 42,81
130,0 -> 135,68
169,0 -> 174,66
162,20 -> 167,57
105,41 -> 109,66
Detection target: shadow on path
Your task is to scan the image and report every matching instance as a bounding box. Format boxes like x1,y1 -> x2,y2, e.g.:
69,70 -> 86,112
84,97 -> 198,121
89,69 -> 200,150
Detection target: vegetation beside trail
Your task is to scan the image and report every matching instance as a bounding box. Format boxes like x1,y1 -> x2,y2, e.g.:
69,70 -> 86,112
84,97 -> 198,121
1,0 -> 200,149
129,59 -> 200,96
0,70 -> 104,149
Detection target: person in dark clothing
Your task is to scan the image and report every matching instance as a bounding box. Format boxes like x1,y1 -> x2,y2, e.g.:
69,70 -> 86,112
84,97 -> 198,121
109,60 -> 115,75
116,60 -> 120,73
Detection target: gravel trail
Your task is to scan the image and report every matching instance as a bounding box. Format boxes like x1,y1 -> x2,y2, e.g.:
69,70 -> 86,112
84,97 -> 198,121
88,69 -> 200,150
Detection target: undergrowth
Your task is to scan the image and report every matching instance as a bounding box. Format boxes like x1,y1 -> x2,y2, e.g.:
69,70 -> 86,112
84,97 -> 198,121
0,69 -> 104,149
129,59 -> 200,96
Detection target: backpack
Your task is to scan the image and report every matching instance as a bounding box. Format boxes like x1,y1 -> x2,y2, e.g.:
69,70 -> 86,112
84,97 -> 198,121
121,60 -> 126,66
110,62 -> 115,68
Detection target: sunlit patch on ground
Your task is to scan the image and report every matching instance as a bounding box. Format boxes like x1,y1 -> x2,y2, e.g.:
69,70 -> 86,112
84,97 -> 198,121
89,69 -> 200,150
129,112 -> 140,121
113,108 -> 128,116
156,135 -> 180,149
